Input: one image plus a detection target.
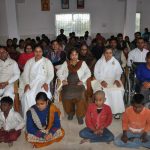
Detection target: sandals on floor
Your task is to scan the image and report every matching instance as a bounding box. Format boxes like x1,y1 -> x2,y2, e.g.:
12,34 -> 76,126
114,114 -> 120,119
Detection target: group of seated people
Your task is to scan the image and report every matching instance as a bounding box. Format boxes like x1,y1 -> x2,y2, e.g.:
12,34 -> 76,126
0,29 -> 150,148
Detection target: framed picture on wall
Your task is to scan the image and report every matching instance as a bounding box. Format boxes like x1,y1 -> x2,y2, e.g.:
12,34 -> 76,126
77,0 -> 84,9
41,0 -> 50,11
61,0 -> 69,9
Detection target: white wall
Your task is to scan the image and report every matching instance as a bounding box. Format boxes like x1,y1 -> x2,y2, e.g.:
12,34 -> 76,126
16,0 -> 126,39
137,0 -> 150,33
1,0 -> 150,44
0,0 -> 8,44
5,0 -> 19,39
124,0 -> 137,40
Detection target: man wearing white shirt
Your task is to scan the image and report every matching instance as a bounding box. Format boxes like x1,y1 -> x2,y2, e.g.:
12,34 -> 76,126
0,46 -> 20,99
127,38 -> 149,67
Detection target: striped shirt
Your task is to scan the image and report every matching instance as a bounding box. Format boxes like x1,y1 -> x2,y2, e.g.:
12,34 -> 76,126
127,48 -> 148,66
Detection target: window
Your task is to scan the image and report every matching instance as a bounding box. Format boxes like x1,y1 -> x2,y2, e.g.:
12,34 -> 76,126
55,13 -> 90,37
135,13 -> 141,32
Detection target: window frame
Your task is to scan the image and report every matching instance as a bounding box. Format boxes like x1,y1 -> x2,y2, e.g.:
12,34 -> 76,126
55,13 -> 91,37
135,12 -> 141,32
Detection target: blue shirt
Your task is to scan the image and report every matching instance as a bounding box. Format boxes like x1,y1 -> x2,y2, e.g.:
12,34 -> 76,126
136,64 -> 150,83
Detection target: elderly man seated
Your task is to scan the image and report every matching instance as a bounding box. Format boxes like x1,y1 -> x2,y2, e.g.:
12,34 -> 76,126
0,46 -> 20,99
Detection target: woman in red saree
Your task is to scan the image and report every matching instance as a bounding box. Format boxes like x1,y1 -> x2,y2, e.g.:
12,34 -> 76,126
18,44 -> 34,71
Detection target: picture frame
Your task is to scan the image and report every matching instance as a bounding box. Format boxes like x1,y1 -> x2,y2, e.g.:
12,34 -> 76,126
41,0 -> 50,11
77,0 -> 84,9
61,0 -> 69,9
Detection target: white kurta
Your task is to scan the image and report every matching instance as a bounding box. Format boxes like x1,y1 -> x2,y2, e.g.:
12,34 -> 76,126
93,56 -> 125,114
55,61 -> 91,102
0,109 -> 25,131
21,57 -> 54,118
127,48 -> 148,66
57,61 -> 91,89
0,58 -> 20,99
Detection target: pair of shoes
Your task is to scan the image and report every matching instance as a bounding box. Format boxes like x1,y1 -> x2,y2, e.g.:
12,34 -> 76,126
68,115 -> 74,120
114,114 -> 120,119
77,117 -> 84,125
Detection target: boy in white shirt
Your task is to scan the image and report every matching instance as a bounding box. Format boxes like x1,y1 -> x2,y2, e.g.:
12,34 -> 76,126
0,97 -> 25,146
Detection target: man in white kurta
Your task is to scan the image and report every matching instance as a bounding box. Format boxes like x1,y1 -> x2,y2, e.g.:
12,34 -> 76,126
128,38 -> 148,66
92,55 -> 125,115
0,47 -> 20,100
21,55 -> 54,118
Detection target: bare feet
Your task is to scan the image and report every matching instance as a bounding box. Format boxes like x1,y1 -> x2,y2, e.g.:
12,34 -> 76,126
32,144 -> 35,148
80,139 -> 90,144
8,142 -> 13,147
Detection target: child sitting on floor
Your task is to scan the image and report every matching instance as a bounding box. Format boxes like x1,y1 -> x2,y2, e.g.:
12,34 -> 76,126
114,94 -> 150,149
79,90 -> 114,143
26,92 -> 65,148
0,96 -> 25,147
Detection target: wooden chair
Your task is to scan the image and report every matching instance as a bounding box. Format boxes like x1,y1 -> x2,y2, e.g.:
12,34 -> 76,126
86,76 -> 95,102
14,80 -> 20,112
54,79 -> 65,118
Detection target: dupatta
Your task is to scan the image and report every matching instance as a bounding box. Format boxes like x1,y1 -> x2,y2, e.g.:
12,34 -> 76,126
26,103 -> 64,148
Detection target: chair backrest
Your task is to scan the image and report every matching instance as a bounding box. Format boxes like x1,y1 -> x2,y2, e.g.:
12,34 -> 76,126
14,80 -> 19,94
